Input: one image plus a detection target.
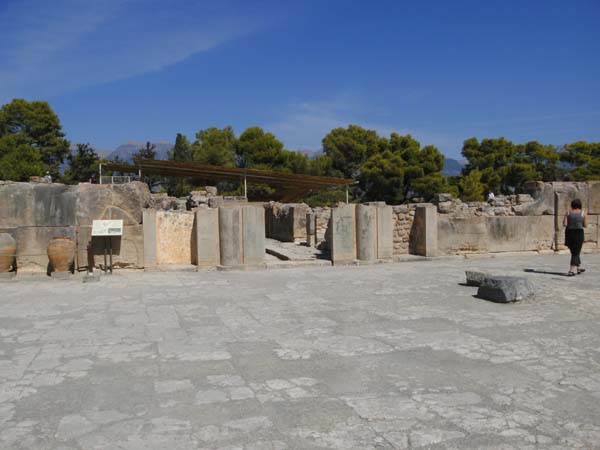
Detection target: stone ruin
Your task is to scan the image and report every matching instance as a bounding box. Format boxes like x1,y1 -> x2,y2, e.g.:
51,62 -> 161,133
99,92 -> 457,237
0,179 -> 598,275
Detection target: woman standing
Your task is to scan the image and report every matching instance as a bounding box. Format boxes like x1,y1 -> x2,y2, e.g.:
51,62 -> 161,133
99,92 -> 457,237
563,198 -> 587,276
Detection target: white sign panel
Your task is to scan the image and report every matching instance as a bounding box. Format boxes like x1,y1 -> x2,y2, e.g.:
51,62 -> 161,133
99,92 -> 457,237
92,220 -> 123,237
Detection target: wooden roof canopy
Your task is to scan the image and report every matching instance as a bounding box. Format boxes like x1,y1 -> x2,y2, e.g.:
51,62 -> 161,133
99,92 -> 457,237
102,158 -> 354,201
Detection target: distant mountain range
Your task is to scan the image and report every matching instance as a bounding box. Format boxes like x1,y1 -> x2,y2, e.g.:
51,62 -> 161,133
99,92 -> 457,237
107,141 -> 173,162
443,158 -> 465,176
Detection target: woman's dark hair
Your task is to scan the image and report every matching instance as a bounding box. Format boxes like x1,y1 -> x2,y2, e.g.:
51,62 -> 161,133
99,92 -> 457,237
571,198 -> 582,209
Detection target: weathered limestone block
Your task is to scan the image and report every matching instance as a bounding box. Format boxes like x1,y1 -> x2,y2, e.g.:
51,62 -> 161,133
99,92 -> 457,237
264,203 -> 310,242
209,196 -> 247,208
477,276 -> 534,303
521,181 -> 589,216
76,182 -> 151,225
306,212 -> 316,247
437,216 -> 487,254
195,208 -> 220,267
0,182 -> 77,228
242,206 -> 265,265
465,270 -> 491,286
356,204 -> 377,261
432,193 -> 454,203
412,204 -> 438,256
219,207 -> 242,266
155,210 -> 195,265
589,181 -> 600,215
377,205 -> 393,259
330,204 -> 356,264
582,214 -> 598,250
143,209 -> 157,268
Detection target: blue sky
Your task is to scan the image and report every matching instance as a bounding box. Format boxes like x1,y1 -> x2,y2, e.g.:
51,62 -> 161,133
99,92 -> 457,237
1,0 -> 598,159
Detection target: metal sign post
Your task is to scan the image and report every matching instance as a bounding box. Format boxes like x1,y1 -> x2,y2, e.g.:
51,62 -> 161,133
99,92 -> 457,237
92,220 -> 123,274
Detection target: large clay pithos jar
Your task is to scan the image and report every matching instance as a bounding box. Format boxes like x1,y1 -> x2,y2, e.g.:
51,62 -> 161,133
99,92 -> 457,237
47,237 -> 76,272
0,233 -> 16,272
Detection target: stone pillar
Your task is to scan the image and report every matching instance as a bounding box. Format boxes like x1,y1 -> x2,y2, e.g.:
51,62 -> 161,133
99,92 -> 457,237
242,206 -> 265,265
219,207 -> 242,266
306,212 -> 316,247
554,192 -> 560,252
356,204 -> 377,261
142,209 -> 157,268
330,204 -> 356,264
195,208 -> 220,267
376,205 -> 393,260
413,204 -> 438,257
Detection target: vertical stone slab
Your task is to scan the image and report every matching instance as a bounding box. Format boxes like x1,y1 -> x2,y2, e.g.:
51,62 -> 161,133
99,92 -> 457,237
589,181 -> 600,215
195,208 -> 220,267
554,192 -> 561,251
330,204 -> 356,264
142,209 -> 157,268
356,205 -> 377,261
219,207 -> 242,266
306,212 -> 316,247
376,205 -> 393,260
242,206 -> 265,265
413,204 -> 438,257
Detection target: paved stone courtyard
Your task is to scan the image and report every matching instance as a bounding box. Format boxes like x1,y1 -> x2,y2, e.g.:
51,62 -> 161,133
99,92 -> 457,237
1,253 -> 599,449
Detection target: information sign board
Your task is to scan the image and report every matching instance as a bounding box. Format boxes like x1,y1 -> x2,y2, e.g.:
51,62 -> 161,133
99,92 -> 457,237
91,220 -> 123,237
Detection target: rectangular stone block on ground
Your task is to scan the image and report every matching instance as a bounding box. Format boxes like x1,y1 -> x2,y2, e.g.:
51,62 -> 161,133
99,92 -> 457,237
476,276 -> 534,303
330,204 -> 356,264
195,208 -> 220,267
242,206 -> 265,265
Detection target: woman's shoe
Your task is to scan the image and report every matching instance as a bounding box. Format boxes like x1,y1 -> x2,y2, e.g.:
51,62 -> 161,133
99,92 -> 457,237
567,271 -> 576,277
577,268 -> 586,274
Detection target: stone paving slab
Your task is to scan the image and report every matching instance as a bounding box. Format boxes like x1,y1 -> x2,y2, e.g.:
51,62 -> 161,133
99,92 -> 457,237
0,253 -> 599,449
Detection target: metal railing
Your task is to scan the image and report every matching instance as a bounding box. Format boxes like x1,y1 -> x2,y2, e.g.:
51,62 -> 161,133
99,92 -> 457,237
99,175 -> 140,185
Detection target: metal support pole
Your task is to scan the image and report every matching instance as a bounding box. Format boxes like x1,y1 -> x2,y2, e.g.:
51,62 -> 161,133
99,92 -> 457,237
99,164 -> 103,184
346,186 -> 349,204
244,173 -> 247,198
109,237 -> 113,274
103,237 -> 108,273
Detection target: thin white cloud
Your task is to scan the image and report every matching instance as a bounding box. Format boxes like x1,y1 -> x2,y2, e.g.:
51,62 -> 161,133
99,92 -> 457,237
268,93 -> 460,155
0,0 -> 264,101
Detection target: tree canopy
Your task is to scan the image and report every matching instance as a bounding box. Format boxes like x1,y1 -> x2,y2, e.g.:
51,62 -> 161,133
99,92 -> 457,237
2,97 -> 599,205
63,143 -> 100,184
193,126 -> 236,167
169,133 -> 193,163
0,99 -> 70,180
460,137 -> 578,195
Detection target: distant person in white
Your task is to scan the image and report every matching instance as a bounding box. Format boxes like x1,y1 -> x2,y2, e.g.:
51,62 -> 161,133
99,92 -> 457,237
487,191 -> 495,203
44,171 -> 52,183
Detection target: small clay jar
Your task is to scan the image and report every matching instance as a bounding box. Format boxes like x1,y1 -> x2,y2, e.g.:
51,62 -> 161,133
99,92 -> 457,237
0,233 -> 16,272
47,237 -> 75,272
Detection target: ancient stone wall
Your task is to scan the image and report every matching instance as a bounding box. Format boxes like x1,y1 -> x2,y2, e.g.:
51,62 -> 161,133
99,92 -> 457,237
143,205 -> 265,269
391,204 -> 417,255
0,181 -> 151,272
